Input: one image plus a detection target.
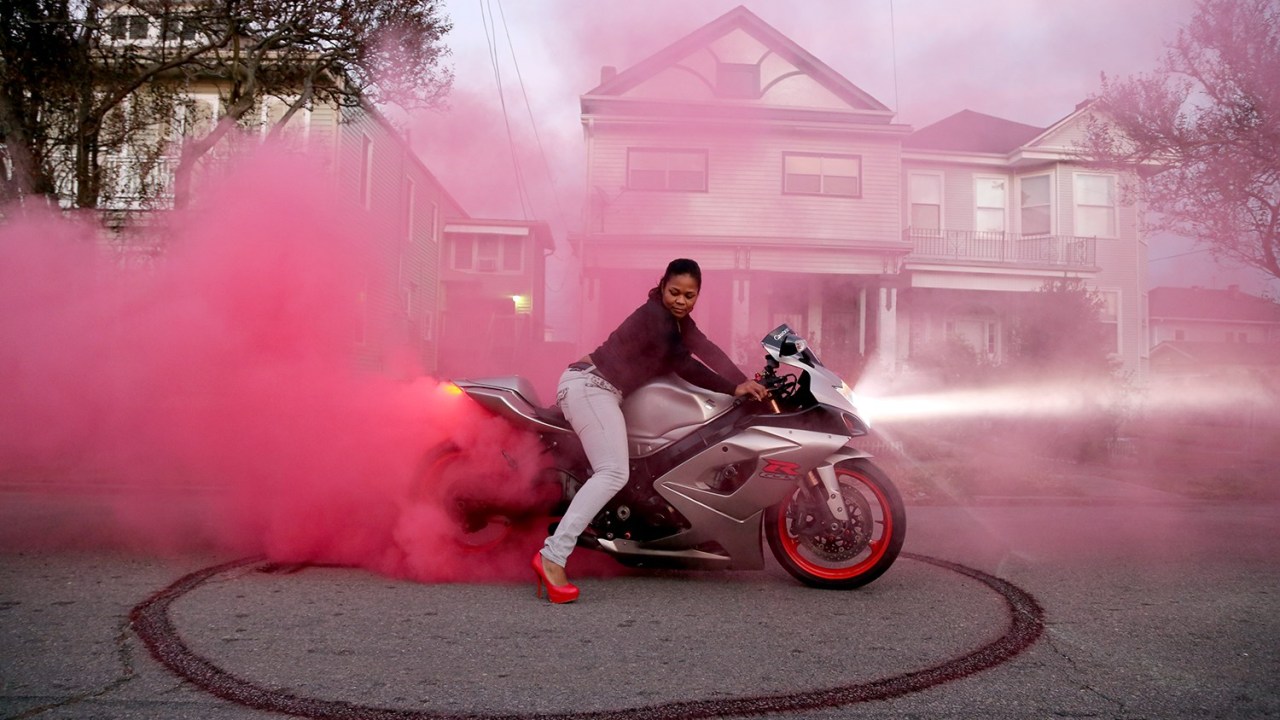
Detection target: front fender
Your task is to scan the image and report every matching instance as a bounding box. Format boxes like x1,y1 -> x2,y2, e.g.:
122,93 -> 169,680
808,446 -> 875,522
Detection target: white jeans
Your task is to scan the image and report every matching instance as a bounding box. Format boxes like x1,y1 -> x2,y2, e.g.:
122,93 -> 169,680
540,366 -> 628,567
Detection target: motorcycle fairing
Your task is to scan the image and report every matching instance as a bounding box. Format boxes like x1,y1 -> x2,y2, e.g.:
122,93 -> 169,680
590,430 -> 872,571
450,377 -> 572,434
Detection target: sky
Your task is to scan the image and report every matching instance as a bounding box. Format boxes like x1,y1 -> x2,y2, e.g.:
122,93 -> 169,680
407,0 -> 1276,298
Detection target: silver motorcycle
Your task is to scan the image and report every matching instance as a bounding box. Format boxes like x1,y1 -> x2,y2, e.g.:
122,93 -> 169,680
422,324 -> 906,589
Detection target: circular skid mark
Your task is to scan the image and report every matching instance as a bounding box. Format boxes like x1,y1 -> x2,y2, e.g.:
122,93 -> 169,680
130,551 -> 1045,719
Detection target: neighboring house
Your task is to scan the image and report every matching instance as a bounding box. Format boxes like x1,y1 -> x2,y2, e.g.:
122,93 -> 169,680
901,106 -> 1145,375
79,4 -> 561,377
438,219 -> 554,377
95,87 -> 469,375
336,106 -> 469,375
1149,285 -> 1280,379
572,6 -> 1148,380
1150,285 -> 1280,345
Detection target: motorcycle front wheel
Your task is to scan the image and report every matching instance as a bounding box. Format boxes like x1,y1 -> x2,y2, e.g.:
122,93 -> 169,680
765,458 -> 906,589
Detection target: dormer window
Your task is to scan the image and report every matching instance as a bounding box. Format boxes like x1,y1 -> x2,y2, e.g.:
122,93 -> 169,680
716,62 -> 759,98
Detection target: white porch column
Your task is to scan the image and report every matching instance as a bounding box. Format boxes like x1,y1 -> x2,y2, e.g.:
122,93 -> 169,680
877,287 -> 899,372
582,274 -> 602,354
807,280 -> 824,349
858,287 -> 868,355
730,274 -> 751,364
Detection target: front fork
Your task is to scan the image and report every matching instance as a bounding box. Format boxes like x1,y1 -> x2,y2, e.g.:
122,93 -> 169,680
758,373 -> 850,527
802,465 -> 849,526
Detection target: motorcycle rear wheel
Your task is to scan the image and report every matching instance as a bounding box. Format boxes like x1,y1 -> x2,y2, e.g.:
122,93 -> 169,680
765,458 -> 906,589
413,442 -> 528,553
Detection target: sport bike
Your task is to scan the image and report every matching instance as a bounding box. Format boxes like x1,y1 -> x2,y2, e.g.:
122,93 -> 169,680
424,324 -> 906,589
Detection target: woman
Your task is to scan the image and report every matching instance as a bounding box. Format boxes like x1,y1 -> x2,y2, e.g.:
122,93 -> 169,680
532,258 -> 769,603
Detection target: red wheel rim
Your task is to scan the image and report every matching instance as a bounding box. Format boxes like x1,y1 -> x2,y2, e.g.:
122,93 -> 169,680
777,468 -> 893,581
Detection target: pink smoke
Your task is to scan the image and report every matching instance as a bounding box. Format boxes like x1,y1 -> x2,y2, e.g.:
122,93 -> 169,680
0,145 -> 548,582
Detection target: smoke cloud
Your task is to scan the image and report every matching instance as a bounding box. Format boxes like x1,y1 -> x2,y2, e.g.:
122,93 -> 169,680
0,145 -> 549,582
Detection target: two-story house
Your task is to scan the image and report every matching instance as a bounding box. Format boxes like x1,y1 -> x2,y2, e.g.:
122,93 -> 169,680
574,6 -> 912,377
573,6 -> 1147,381
85,4 -> 557,378
901,105 -> 1145,375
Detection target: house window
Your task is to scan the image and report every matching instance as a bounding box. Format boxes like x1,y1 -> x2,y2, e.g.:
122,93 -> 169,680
476,235 -> 500,271
162,16 -> 200,42
111,15 -> 151,40
130,15 -> 150,39
627,148 -> 707,191
975,176 -> 1007,232
450,233 -> 524,273
783,154 -> 861,197
1175,329 -> 1185,341
360,135 -> 374,209
1099,290 -> 1120,355
452,235 -> 473,270
402,177 -> 415,241
716,62 -> 760,98
502,237 -> 522,272
1019,174 -> 1052,235
909,172 -> 942,232
1075,173 -> 1117,238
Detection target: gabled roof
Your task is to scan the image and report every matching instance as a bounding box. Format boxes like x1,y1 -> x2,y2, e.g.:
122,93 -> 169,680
903,109 -> 1045,153
584,5 -> 891,115
1149,286 -> 1280,323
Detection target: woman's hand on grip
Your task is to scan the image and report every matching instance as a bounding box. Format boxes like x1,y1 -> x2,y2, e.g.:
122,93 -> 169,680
733,379 -> 769,402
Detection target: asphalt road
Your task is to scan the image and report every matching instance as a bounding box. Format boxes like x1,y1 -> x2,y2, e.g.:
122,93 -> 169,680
1,489 -> 1278,719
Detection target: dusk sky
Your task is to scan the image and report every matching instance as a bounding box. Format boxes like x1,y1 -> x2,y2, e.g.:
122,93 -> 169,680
408,0 -> 1275,296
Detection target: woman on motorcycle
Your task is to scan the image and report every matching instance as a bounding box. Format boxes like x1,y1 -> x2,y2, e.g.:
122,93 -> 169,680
533,258 -> 769,603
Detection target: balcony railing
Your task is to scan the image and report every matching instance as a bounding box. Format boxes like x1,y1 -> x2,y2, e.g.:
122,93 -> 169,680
906,228 -> 1096,269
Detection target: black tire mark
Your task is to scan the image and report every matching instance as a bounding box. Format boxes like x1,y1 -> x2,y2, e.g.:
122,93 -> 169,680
129,551 -> 1045,719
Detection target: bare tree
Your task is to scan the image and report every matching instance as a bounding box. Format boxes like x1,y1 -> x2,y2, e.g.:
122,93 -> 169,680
1082,0 -> 1280,280
0,0 -> 452,210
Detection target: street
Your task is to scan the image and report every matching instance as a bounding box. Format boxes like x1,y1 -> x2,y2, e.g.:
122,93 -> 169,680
2,487 -> 1278,719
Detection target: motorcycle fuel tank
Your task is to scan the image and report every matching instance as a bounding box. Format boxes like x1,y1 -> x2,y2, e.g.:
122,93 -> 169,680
621,375 -> 733,456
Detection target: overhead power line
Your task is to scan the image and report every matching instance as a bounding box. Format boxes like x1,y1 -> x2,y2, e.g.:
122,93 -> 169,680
479,0 -> 532,220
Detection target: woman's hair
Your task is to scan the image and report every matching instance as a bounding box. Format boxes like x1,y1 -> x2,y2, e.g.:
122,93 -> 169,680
648,258 -> 702,301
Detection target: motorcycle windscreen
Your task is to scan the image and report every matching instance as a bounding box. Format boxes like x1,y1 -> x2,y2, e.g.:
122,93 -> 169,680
762,324 -> 824,367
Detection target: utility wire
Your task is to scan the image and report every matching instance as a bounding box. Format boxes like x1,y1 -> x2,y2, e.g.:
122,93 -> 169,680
1150,247 -> 1212,262
480,0 -> 533,219
495,0 -> 571,293
497,0 -> 568,232
889,0 -> 900,115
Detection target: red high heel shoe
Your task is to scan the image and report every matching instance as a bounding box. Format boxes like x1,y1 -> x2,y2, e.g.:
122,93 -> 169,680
531,553 -> 579,604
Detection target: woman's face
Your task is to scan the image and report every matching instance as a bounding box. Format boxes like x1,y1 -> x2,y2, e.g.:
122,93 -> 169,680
661,273 -> 700,319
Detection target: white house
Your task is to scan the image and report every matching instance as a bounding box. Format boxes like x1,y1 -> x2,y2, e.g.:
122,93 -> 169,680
572,6 -> 1148,381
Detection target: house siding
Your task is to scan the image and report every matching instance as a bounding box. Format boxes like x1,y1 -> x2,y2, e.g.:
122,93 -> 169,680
591,127 -> 901,244
332,106 -> 465,375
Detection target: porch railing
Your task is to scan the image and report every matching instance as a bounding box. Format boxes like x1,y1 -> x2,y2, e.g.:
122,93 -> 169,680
905,228 -> 1096,268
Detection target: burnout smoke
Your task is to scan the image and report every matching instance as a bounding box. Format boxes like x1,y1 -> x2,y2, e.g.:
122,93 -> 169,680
0,144 -> 547,582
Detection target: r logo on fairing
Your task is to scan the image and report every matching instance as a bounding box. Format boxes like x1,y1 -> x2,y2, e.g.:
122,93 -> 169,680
760,458 -> 801,479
